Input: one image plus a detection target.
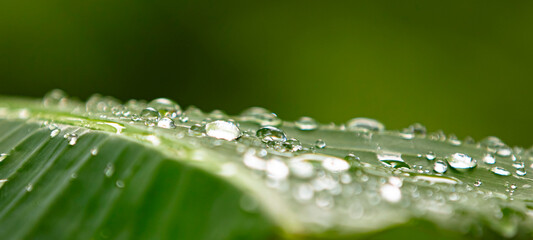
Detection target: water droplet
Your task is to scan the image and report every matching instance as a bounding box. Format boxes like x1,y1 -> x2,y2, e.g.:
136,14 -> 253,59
104,163 -> 115,177
447,134 -> 461,146
490,167 -> 511,176
516,168 -> 526,176
140,107 -> 161,126
148,98 -> 181,119
243,149 -> 266,171
188,124 -> 205,136
115,180 -> 125,188
90,148 -> 98,156
0,179 -> 8,189
399,128 -> 415,140
496,147 -> 512,157
474,180 -> 482,187
377,152 -> 409,169
256,126 -> 286,143
240,107 -> 282,126
295,116 -> 318,131
482,153 -> 496,164
346,118 -> 385,132
265,158 -> 289,179
282,138 -> 303,152
380,184 -> 402,203
50,128 -> 61,138
205,120 -> 241,141
315,139 -> 326,149
433,160 -> 448,173
157,117 -> 176,129
43,89 -> 68,107
64,133 -> 78,146
512,162 -> 525,169
26,183 -> 33,192
0,153 -> 8,162
321,157 -> 350,172
425,152 -> 436,160
447,153 -> 476,169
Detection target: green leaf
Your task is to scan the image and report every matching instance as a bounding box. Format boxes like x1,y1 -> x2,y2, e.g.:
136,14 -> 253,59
0,91 -> 532,239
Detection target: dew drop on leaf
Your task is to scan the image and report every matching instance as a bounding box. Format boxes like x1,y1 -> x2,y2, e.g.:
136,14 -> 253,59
447,153 -> 476,169
346,117 -> 385,132
490,167 -> 511,176
295,116 -> 318,131
205,120 -> 241,141
256,126 -> 287,143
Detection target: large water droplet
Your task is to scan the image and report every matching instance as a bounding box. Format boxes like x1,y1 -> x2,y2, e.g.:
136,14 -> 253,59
346,118 -> 385,132
256,126 -> 287,143
205,120 -> 241,141
295,116 -> 318,131
490,167 -> 511,176
447,153 -> 476,169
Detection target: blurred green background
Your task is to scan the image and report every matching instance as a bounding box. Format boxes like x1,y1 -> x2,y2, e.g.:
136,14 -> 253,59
0,1 -> 531,147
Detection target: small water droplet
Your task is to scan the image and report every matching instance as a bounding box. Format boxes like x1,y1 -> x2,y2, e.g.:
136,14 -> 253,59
516,168 -> 526,176
377,152 -> 409,169
408,123 -> 427,135
496,147 -> 512,157
240,107 -> 282,126
148,98 -> 181,119
205,120 -> 241,141
64,133 -> 78,146
482,153 -> 496,164
315,139 -> 326,149
346,118 -> 385,132
43,89 -> 68,107
282,138 -> 303,152
188,124 -> 205,136
295,116 -> 318,131
140,107 -> 161,126
90,148 -> 98,156
26,183 -> 33,192
256,126 -> 287,143
50,128 -> 61,138
447,153 -> 476,169
104,163 -> 115,177
490,167 -> 511,176
115,180 -> 125,188
321,157 -> 350,172
433,160 -> 448,173
425,152 -> 436,160
446,134 -> 461,146
157,117 -> 176,129
474,180 -> 482,187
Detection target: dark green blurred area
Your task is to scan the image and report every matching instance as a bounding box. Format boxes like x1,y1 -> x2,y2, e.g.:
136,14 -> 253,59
0,1 -> 531,147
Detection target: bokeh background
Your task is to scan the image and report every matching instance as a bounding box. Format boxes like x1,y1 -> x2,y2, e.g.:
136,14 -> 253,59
0,1 -> 531,147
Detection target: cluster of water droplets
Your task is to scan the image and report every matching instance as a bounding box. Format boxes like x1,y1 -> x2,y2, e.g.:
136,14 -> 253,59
3,90 -> 526,236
